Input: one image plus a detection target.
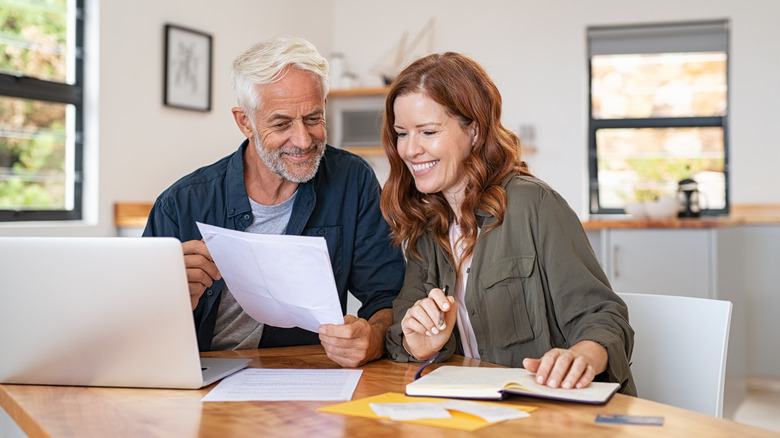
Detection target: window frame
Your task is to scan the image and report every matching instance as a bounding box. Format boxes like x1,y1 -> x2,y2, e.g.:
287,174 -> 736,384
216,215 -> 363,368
587,20 -> 730,216
0,0 -> 85,222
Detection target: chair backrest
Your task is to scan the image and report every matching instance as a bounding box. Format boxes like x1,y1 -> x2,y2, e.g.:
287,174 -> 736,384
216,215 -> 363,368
619,292 -> 732,418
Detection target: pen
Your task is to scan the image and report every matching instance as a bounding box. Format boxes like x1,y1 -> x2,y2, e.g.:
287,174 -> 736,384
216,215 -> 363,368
437,285 -> 449,329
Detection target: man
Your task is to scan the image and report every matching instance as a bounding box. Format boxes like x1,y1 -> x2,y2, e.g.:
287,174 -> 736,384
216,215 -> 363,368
143,36 -> 404,367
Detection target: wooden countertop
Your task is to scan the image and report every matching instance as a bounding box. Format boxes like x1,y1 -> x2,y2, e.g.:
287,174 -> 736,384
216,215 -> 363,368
583,204 -> 780,229
582,216 -> 735,230
114,202 -> 780,230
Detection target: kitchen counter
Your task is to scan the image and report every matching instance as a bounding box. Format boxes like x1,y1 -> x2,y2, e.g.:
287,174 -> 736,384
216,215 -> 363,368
582,204 -> 780,229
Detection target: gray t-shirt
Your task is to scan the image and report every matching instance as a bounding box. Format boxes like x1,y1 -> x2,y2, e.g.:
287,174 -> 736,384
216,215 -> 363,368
210,191 -> 297,350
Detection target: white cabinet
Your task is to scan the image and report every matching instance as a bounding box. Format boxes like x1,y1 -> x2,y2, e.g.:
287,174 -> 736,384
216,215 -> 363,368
587,226 -> 746,419
740,225 -> 780,379
606,229 -> 711,298
590,227 -> 742,300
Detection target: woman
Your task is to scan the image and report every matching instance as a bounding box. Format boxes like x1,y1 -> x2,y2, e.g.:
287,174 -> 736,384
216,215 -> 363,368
381,52 -> 636,394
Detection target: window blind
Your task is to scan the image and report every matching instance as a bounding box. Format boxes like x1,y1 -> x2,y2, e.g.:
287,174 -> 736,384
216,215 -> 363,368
588,20 -> 729,56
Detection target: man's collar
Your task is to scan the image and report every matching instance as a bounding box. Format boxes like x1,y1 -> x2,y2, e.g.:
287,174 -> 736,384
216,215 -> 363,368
225,141 -> 252,219
226,139 -> 318,232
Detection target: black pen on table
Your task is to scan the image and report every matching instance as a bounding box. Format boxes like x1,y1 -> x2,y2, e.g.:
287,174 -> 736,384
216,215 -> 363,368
437,285 -> 450,329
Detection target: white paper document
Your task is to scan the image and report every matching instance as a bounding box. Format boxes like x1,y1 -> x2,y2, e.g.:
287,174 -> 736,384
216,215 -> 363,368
201,368 -> 363,401
197,222 -> 344,332
368,400 -> 530,422
370,402 -> 453,420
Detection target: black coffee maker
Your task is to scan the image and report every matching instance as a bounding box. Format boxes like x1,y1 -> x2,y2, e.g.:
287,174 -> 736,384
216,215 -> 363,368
677,177 -> 701,218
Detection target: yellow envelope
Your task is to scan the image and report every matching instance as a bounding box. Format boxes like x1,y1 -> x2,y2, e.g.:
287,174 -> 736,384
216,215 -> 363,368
317,392 -> 537,431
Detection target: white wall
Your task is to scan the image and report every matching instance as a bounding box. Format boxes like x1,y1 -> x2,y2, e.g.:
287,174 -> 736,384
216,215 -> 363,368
2,0 -> 779,236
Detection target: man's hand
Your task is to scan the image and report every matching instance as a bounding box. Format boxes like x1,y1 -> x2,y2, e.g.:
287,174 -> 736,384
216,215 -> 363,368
318,308 -> 393,367
181,240 -> 221,310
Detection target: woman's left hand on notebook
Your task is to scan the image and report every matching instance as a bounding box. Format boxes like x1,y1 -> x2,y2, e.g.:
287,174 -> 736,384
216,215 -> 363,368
522,340 -> 608,390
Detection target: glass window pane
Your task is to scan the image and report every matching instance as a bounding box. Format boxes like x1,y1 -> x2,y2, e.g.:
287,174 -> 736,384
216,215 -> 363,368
0,96 -> 72,210
592,52 -> 727,119
596,126 -> 725,210
0,0 -> 70,83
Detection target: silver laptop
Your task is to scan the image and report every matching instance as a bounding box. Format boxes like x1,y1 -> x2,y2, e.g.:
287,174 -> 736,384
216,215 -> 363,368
0,236 -> 249,389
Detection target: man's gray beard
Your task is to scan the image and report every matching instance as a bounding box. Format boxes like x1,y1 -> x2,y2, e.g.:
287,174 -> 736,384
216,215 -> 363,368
253,133 -> 325,183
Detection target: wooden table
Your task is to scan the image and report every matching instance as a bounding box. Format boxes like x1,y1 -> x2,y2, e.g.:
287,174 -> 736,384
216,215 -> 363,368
1,345 -> 777,437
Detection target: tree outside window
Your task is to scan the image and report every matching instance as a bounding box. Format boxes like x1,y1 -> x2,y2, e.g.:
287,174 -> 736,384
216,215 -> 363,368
0,0 -> 83,221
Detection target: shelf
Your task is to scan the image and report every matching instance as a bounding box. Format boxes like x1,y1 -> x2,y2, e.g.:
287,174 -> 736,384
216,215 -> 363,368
328,87 -> 389,98
114,202 -> 153,228
344,146 -> 385,157
520,146 -> 537,155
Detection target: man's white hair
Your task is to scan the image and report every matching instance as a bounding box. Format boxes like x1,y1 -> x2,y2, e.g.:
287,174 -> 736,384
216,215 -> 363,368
230,35 -> 329,116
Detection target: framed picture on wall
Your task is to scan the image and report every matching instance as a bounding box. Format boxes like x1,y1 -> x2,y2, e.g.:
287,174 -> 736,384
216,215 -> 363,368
163,24 -> 212,112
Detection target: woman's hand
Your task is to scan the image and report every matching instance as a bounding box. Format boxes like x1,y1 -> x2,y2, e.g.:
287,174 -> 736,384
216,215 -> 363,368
522,340 -> 608,389
400,287 -> 457,360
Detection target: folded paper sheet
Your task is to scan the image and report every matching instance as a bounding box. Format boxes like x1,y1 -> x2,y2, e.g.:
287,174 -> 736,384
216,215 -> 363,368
197,223 -> 344,332
318,392 -> 536,431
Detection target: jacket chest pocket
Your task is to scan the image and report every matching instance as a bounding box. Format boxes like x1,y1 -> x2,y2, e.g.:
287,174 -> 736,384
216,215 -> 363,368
302,225 -> 343,276
478,256 -> 535,348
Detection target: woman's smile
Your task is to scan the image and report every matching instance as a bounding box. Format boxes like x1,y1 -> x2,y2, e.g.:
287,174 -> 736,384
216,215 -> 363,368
410,160 -> 440,175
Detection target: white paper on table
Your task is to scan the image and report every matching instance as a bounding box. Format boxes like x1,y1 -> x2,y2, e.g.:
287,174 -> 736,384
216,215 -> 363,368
201,368 -> 363,401
368,400 -> 530,423
369,402 -> 452,420
197,222 -> 344,332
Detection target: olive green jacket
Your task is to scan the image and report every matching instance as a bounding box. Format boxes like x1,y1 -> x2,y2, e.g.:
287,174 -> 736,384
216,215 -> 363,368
386,175 -> 636,395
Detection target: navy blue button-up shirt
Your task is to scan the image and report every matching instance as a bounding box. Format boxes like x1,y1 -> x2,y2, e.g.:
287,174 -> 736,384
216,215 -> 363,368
143,141 -> 405,351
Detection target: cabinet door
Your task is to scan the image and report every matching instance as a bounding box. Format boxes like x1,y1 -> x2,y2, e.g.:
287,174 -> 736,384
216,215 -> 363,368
607,229 -> 711,298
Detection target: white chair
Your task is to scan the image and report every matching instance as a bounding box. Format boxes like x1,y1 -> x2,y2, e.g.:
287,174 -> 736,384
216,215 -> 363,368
619,292 -> 732,418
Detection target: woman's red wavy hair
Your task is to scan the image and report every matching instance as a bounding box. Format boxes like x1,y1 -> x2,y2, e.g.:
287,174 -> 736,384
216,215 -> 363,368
380,52 -> 533,273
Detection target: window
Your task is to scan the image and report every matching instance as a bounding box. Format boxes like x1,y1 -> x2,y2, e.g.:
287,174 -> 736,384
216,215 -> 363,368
587,20 -> 729,216
0,0 -> 84,221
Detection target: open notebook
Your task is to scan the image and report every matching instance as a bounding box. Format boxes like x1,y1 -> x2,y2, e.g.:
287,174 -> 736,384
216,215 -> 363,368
0,236 -> 249,389
407,366 -> 621,405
